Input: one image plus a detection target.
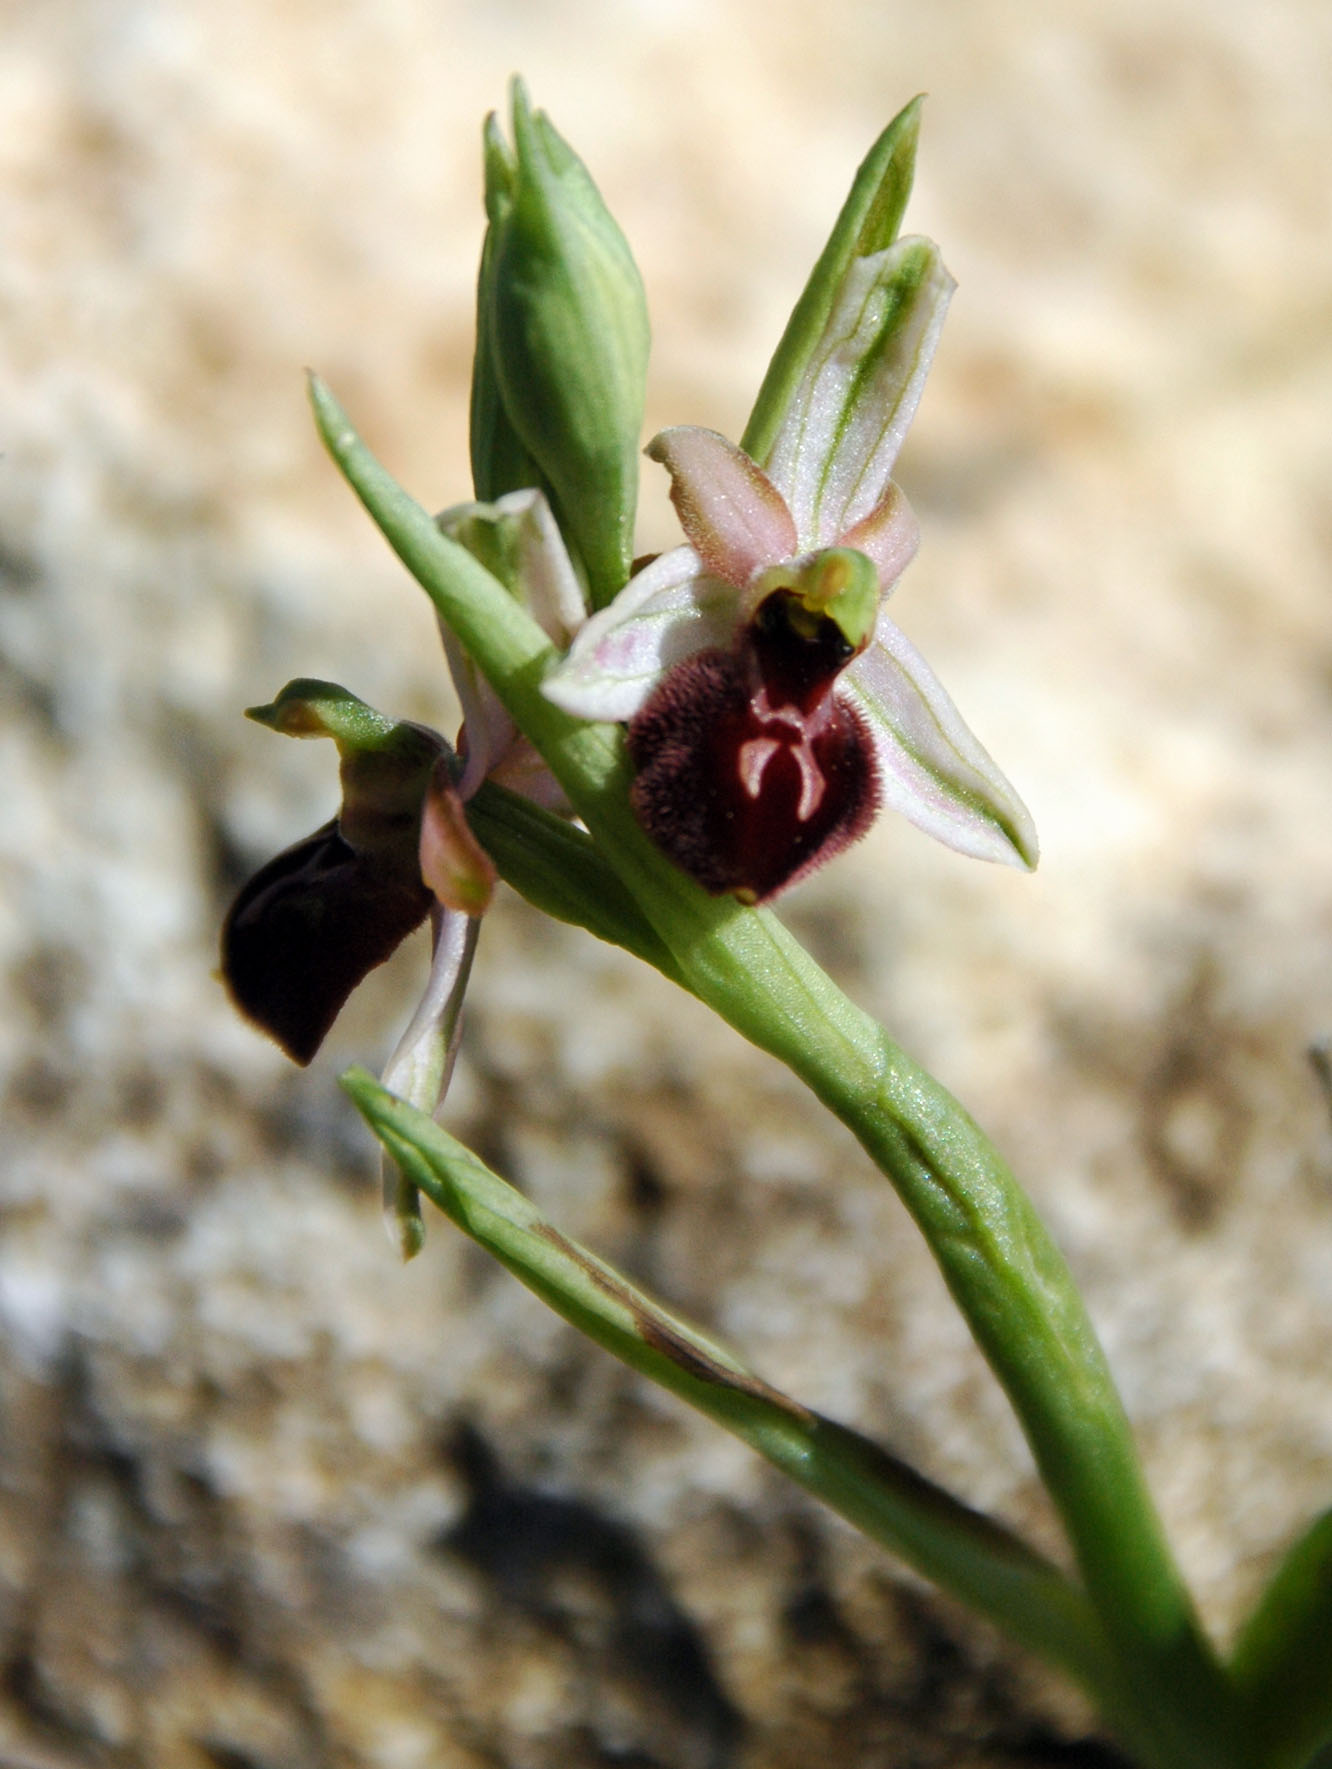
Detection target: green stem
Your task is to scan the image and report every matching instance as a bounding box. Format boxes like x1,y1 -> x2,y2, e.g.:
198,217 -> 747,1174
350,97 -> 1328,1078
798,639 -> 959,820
311,379 -> 1244,1765
535,818 -> 1240,1765
524,820 -> 1241,1766
740,94 -> 923,466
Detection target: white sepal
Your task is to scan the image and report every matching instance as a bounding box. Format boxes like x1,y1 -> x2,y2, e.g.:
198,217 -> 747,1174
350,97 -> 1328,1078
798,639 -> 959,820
543,544 -> 741,723
842,608 -> 1038,870
766,237 -> 954,547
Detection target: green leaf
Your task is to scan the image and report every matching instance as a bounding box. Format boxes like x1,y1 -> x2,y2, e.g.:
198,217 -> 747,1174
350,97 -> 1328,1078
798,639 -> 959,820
342,1066 -> 1117,1701
1230,1509 -> 1332,1768
741,96 -> 923,468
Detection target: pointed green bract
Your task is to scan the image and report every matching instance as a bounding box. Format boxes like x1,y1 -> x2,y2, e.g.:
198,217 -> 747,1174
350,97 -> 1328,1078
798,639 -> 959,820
341,1066 -> 1116,1703
474,80 -> 649,609
741,95 -> 924,467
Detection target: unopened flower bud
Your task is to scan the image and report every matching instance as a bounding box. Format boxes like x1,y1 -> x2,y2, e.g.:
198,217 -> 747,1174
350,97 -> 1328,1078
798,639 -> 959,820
473,80 -> 650,610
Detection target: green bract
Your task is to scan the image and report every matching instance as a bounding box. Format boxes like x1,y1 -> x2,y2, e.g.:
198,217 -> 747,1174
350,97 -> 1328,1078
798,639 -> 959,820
472,79 -> 650,611
742,94 -> 923,467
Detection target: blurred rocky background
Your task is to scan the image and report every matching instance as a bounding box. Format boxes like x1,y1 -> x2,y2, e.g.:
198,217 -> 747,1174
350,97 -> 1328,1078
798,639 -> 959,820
2,0 -> 1330,1763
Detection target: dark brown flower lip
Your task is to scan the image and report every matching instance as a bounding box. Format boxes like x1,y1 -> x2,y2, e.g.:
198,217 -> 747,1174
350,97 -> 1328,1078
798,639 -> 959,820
626,598 -> 879,903
221,820 -> 434,1067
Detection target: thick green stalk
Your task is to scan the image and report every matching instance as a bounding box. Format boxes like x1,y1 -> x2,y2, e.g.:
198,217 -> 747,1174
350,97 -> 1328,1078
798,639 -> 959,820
654,916 -> 1238,1768
482,790 -> 1239,1765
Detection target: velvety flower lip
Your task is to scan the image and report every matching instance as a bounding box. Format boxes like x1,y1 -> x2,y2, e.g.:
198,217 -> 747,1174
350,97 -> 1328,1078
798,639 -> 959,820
543,234 -> 1038,886
222,813 -> 437,1069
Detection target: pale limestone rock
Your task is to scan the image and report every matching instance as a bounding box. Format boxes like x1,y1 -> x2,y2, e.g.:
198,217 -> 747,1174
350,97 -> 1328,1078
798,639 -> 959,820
2,2 -> 1330,1764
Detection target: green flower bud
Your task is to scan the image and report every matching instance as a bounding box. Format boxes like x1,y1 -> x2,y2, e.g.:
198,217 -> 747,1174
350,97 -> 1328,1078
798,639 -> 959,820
469,131 -> 545,509
471,80 -> 650,612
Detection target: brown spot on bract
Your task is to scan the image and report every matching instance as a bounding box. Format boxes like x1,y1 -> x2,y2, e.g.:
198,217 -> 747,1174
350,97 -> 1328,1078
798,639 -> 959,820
534,1224 -> 812,1421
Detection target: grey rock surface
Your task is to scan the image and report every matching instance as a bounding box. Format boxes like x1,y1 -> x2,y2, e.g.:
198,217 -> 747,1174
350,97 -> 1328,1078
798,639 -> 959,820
2,1 -> 1330,1764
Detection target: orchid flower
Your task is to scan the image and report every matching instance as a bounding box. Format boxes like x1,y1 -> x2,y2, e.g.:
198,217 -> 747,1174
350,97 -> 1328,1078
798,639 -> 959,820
544,236 -> 1038,901
374,487 -> 587,1255
221,490 -> 587,1254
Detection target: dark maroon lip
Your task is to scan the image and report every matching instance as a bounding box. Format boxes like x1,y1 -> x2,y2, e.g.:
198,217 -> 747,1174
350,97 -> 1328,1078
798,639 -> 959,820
221,818 -> 435,1066
626,592 -> 878,903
